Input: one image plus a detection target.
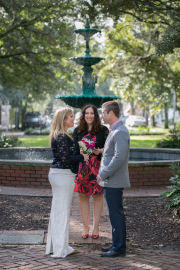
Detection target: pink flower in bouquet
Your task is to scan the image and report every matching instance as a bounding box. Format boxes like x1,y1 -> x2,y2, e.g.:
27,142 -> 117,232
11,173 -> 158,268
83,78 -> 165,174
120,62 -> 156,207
79,138 -> 96,179
81,139 -> 96,150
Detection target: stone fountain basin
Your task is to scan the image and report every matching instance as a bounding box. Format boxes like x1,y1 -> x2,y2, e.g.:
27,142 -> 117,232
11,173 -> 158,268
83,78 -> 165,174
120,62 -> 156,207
54,94 -> 120,108
70,56 -> 105,66
0,147 -> 180,188
1,147 -> 180,161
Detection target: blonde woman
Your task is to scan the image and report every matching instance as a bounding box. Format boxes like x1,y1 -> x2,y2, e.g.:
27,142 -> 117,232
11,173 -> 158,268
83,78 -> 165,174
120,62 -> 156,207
45,107 -> 89,258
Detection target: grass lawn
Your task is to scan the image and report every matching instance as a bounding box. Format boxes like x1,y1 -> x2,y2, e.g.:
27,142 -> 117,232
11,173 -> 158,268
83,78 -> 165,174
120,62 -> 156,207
19,136 -> 50,147
130,135 -> 165,148
19,135 -> 165,148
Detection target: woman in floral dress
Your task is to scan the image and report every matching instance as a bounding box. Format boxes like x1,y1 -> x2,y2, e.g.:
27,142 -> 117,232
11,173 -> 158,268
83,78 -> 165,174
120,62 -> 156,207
72,104 -> 109,239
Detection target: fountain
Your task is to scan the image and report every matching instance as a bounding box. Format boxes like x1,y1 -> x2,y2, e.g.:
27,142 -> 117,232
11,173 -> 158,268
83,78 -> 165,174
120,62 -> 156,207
54,16 -> 119,108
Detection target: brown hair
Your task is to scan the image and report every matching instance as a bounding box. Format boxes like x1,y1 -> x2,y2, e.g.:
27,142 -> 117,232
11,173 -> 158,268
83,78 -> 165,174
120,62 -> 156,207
102,101 -> 120,118
77,104 -> 103,136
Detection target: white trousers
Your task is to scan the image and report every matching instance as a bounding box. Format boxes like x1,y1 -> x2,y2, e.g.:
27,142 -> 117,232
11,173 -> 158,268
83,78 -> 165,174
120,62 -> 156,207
45,168 -> 75,258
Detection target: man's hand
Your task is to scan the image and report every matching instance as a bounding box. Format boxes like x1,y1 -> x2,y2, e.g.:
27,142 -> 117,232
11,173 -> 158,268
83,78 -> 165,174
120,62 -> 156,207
96,174 -> 102,181
93,147 -> 102,155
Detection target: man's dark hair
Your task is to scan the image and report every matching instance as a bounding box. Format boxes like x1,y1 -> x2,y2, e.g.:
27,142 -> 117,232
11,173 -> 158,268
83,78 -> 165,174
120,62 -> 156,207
102,101 -> 120,118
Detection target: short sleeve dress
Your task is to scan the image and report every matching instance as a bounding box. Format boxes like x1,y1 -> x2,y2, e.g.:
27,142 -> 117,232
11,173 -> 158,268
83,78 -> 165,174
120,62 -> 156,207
74,132 -> 104,195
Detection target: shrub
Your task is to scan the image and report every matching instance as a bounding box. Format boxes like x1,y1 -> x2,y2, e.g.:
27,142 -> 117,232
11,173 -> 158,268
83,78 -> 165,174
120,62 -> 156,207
24,127 -> 73,135
24,128 -> 50,135
129,126 -> 164,135
160,163 -> 180,216
67,129 -> 73,135
24,127 -> 73,136
0,134 -> 22,147
156,128 -> 180,148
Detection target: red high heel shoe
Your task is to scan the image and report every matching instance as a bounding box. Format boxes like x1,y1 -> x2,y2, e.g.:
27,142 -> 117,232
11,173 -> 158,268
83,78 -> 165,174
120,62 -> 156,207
82,233 -> 89,239
92,234 -> 99,239
82,227 -> 90,239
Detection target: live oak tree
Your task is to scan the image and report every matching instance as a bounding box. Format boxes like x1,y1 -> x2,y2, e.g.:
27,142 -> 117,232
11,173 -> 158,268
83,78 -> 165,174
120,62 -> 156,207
155,8 -> 180,55
79,0 -> 180,26
0,0 -> 82,125
0,0 -> 79,101
97,14 -> 180,127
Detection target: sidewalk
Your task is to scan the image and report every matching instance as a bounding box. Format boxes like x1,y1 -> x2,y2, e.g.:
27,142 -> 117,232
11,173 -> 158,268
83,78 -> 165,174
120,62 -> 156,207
0,185 -> 168,197
1,186 -> 180,270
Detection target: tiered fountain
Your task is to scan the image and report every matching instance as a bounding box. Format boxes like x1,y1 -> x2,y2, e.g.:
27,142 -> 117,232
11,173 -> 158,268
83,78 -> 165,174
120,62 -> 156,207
54,16 -> 119,108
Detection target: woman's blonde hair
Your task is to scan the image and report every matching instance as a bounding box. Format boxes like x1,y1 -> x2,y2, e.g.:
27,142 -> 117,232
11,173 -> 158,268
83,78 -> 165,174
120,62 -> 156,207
50,107 -> 74,144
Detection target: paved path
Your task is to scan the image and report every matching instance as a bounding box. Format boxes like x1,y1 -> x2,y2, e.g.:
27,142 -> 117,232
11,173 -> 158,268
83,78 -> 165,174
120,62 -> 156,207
0,244 -> 180,270
1,186 -> 180,269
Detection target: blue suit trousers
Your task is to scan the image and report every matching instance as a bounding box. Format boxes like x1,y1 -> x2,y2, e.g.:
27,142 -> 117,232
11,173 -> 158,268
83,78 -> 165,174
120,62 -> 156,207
103,187 -> 126,253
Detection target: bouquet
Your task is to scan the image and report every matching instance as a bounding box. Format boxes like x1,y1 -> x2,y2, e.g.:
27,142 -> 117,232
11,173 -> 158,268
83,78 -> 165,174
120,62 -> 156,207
79,138 -> 96,179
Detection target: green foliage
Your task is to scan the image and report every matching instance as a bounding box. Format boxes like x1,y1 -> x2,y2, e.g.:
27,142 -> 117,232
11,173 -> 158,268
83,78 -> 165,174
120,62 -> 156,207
99,14 -> 178,122
160,163 -> 180,216
24,128 -> 50,135
0,134 -> 22,147
24,127 -> 73,135
155,9 -> 180,55
0,0 -> 79,103
82,0 -> 180,26
156,128 -> 180,148
129,126 -> 166,135
67,129 -> 73,135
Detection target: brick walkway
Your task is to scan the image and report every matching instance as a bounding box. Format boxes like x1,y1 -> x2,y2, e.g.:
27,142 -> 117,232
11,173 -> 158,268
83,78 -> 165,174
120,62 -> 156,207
0,244 -> 180,270
1,186 -> 180,269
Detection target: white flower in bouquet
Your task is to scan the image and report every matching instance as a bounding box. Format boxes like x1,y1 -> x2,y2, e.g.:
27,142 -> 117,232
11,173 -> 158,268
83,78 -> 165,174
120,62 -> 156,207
78,138 -> 95,154
79,141 -> 87,152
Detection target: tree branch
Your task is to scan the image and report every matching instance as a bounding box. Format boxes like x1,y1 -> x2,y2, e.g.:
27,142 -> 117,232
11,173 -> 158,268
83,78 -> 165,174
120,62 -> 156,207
0,3 -> 64,39
0,51 -> 39,58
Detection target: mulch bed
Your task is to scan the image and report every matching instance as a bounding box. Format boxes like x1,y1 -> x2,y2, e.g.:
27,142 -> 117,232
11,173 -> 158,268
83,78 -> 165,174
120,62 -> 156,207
0,195 -> 180,251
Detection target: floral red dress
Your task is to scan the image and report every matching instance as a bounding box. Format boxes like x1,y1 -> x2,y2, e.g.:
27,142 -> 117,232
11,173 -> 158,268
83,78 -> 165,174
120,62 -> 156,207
74,133 -> 104,195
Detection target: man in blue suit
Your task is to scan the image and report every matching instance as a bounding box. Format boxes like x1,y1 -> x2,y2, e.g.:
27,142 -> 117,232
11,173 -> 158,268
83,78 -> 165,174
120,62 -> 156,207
97,101 -> 130,257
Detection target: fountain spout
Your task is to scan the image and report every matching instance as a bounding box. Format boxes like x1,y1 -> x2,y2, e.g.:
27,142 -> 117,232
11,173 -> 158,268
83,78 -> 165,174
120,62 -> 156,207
85,14 -> 90,29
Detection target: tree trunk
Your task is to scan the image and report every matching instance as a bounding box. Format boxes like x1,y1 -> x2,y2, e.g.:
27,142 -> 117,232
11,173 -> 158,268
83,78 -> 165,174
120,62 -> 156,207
164,103 -> 169,129
21,101 -> 28,130
143,109 -> 145,117
10,107 -> 14,130
15,108 -> 19,130
151,115 -> 156,127
0,105 -> 1,126
130,98 -> 135,115
145,107 -> 149,126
